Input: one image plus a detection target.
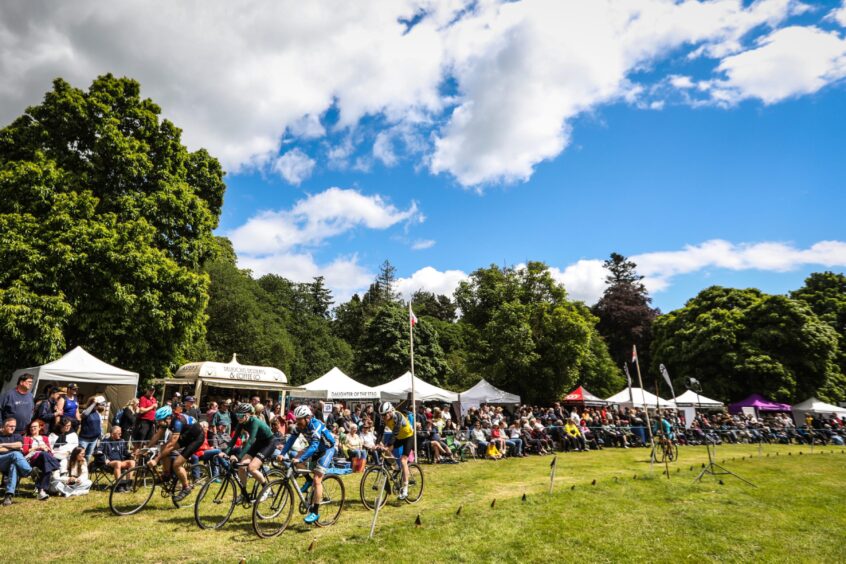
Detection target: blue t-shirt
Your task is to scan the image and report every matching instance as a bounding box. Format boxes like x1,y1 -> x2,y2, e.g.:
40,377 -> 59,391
0,389 -> 34,434
0,432 -> 24,446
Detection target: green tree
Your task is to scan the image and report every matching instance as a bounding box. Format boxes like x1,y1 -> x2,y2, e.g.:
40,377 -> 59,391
0,75 -> 224,378
651,286 -> 842,403
411,290 -> 457,322
592,253 -> 659,374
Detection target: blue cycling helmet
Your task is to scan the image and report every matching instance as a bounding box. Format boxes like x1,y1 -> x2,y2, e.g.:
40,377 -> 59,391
155,406 -> 173,421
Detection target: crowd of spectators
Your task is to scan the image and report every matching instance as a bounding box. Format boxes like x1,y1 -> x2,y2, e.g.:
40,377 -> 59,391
2,372 -> 844,507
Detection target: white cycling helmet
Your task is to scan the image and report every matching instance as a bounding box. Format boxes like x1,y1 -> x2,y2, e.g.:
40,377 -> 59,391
379,401 -> 394,415
294,405 -> 312,419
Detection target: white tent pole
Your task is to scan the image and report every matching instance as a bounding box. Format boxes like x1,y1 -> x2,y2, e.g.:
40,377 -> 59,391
409,303 -> 417,457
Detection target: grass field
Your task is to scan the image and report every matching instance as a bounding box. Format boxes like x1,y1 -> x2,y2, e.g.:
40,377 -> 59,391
2,443 -> 844,563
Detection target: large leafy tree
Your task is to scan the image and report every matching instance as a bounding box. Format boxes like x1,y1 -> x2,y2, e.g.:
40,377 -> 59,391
0,75 -> 224,378
651,286 -> 842,403
592,253 -> 659,374
455,262 -> 623,403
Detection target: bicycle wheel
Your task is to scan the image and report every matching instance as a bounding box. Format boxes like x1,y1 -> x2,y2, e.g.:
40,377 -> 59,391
667,443 -> 679,462
109,466 -> 157,516
404,463 -> 424,504
316,474 -> 345,526
172,463 -> 211,508
359,466 -> 389,510
252,478 -> 295,538
194,476 -> 237,530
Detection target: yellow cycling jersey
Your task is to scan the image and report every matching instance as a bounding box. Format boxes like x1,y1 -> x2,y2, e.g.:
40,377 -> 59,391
386,412 -> 414,440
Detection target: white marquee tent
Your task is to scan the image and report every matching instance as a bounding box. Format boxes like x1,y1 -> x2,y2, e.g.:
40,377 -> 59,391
791,396 -> 846,426
605,387 -> 675,409
459,379 -> 520,414
673,390 -> 724,407
292,367 -> 379,400
5,346 -> 139,417
374,371 -> 458,403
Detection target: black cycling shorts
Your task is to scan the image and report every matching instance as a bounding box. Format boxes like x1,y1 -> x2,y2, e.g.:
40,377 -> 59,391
177,425 -> 205,459
392,435 -> 415,458
246,438 -> 276,462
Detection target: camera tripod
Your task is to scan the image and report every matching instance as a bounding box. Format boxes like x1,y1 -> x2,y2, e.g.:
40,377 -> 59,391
693,436 -> 756,487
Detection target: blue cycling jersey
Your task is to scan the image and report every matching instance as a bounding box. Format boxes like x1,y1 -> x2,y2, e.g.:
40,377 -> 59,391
281,417 -> 335,461
170,413 -> 197,434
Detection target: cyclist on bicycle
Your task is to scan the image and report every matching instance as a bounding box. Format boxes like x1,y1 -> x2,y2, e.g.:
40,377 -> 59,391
220,403 -> 275,502
277,405 -> 335,524
378,401 -> 413,500
145,405 -> 204,502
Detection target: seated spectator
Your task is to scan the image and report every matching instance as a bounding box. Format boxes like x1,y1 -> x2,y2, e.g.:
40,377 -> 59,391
23,420 -> 61,500
343,424 -> 367,466
360,420 -> 380,464
0,417 -> 32,506
48,417 -> 80,470
488,421 -> 507,454
505,422 -> 525,457
50,446 -> 92,497
470,421 -> 489,452
98,426 -> 135,491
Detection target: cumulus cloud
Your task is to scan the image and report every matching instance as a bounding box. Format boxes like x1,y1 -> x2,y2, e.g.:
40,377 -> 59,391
828,1 -> 846,27
1,0 -> 832,189
395,266 -> 468,300
411,239 -> 436,250
272,149 -> 316,185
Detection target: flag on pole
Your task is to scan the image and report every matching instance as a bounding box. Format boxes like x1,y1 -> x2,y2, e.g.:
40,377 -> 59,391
409,305 -> 418,328
659,364 -> 672,388
623,363 -> 632,388
632,344 -> 638,364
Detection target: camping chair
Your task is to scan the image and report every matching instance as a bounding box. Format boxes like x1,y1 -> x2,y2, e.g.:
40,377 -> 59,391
88,450 -> 115,490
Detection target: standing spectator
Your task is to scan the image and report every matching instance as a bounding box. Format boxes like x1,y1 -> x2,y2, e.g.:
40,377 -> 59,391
79,397 -> 106,458
0,373 -> 35,434
183,396 -> 200,421
56,383 -> 81,431
205,401 -> 219,425
213,399 -> 233,433
50,447 -> 92,497
135,385 -> 158,445
117,398 -> 138,442
98,426 -> 135,490
34,386 -> 61,428
23,421 -> 61,500
0,417 -> 32,506
48,417 -> 79,469
256,403 -> 271,426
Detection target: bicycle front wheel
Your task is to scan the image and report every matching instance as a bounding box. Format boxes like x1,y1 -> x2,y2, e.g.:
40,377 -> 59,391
316,474 -> 345,526
194,476 -> 237,530
667,443 -> 679,462
109,466 -> 157,516
359,466 -> 389,510
252,479 -> 295,538
405,463 -> 424,504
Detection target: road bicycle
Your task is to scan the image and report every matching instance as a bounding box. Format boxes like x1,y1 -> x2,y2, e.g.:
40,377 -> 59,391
359,451 -> 423,510
251,459 -> 346,538
650,433 -> 679,463
109,447 -> 210,516
193,457 -> 284,530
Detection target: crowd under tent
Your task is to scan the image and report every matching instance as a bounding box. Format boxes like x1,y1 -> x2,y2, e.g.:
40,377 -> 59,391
374,371 -> 459,404
728,394 -> 791,416
791,396 -> 846,426
459,379 -> 520,415
4,346 -> 139,425
291,367 -> 380,401
154,354 -> 296,408
562,385 -> 608,406
605,387 -> 675,409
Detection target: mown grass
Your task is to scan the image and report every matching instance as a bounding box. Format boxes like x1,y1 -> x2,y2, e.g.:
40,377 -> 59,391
2,443 -> 844,563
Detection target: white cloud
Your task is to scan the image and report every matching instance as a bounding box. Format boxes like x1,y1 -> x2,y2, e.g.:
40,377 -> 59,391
1,0 -> 827,189
411,239 -> 436,250
548,260 -> 608,304
828,2 -> 846,27
229,187 -> 420,254
704,26 -> 846,104
272,148 -> 316,185
395,266 -> 468,300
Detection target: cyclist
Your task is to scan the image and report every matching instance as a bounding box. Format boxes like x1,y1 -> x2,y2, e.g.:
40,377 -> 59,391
221,403 -> 275,502
145,405 -> 204,502
277,405 -> 335,524
378,401 -> 413,500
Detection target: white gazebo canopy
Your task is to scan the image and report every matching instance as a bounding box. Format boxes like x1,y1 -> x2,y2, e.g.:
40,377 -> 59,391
173,354 -> 288,392
292,367 -> 379,400
458,378 -> 520,415
791,396 -> 846,426
605,387 -> 675,408
6,346 -> 139,416
673,390 -> 725,407
374,371 -> 458,403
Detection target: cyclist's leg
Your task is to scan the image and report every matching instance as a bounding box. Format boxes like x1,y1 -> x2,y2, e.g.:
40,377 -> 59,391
237,454 -> 253,488
306,447 -> 334,523
173,453 -> 189,488
162,454 -> 174,478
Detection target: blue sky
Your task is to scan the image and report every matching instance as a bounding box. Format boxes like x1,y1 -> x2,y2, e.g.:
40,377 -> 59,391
2,0 -> 846,310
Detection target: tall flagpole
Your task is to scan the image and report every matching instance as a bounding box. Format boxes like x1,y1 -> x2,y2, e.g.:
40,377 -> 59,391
409,303 -> 417,457
633,345 -> 655,463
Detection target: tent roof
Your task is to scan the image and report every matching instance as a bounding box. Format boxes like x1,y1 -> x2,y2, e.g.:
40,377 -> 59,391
728,394 -> 791,413
791,397 -> 846,416
605,387 -> 675,408
460,379 -> 520,405
294,367 -> 379,400
674,390 -> 725,407
563,386 -> 607,405
374,372 -> 458,403
11,346 -> 138,387
174,354 -> 288,391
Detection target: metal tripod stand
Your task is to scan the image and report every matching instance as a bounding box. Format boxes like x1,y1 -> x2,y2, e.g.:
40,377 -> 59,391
693,436 -> 756,486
